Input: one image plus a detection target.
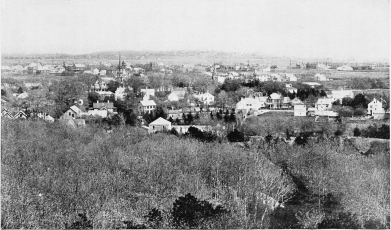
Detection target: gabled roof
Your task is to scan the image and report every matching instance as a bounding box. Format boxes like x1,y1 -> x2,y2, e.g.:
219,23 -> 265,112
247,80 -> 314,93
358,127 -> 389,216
169,91 -> 186,99
316,98 -> 332,104
291,98 -> 304,105
140,100 -> 156,107
269,93 -> 282,99
149,117 -> 171,125
93,102 -> 115,109
69,105 -> 86,114
368,98 -> 382,105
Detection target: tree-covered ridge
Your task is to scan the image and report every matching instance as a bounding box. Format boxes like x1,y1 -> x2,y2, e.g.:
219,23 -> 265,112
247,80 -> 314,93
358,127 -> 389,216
1,120 -> 389,228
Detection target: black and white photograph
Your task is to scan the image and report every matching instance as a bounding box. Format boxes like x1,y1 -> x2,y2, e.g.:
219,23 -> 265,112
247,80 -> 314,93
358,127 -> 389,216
1,0 -> 390,228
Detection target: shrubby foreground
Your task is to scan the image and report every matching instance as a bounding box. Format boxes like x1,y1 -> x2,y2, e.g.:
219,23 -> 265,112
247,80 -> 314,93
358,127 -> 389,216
1,120 -> 389,228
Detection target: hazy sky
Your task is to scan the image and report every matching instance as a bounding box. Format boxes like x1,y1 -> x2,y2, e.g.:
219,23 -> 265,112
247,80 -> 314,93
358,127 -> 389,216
1,0 -> 390,61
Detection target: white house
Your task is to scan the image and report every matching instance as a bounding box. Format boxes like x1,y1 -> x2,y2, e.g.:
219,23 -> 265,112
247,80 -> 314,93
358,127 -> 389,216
99,70 -> 107,75
317,63 -> 331,70
139,94 -> 156,114
315,73 -> 327,81
133,67 -> 145,74
330,90 -> 354,102
256,75 -> 270,82
149,117 -> 172,134
315,98 -> 333,111
285,73 -> 297,81
367,98 -> 386,119
141,88 -> 155,97
294,104 -> 306,116
268,93 -> 283,109
60,105 -> 86,119
87,101 -> 117,118
236,96 -> 267,111
217,75 -> 227,84
194,92 -> 215,105
337,65 -> 353,71
92,68 -> 100,75
228,71 -> 239,79
259,66 -> 271,72
270,74 -> 282,82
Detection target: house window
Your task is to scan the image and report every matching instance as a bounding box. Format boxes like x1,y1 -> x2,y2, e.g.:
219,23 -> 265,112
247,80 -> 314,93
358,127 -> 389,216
72,114 -> 74,118
69,112 -> 71,116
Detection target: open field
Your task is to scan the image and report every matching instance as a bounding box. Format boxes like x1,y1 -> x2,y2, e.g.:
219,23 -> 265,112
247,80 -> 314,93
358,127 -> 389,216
1,73 -> 65,83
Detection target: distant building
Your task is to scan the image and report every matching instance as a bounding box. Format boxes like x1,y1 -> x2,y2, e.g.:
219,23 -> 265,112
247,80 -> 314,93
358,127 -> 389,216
228,71 -> 239,79
217,75 -> 227,84
317,63 -> 331,70
256,75 -> 269,82
259,65 -> 271,72
194,92 -> 215,105
315,73 -> 327,81
133,67 -> 145,74
285,73 -> 297,82
73,64 -> 86,72
92,68 -> 100,75
141,88 -> 155,97
337,65 -> 353,71
99,70 -> 107,75
270,74 -> 282,82
168,89 -> 186,102
330,90 -> 354,102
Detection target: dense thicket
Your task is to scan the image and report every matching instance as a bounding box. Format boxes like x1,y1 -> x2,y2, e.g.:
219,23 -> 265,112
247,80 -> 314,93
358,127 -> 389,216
1,120 -> 389,228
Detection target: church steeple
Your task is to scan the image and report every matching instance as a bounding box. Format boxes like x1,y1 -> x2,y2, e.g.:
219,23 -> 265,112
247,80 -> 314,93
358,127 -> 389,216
117,52 -> 123,83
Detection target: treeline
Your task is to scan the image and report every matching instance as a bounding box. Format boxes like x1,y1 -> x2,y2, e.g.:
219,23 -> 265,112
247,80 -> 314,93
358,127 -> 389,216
354,124 -> 390,139
347,77 -> 388,89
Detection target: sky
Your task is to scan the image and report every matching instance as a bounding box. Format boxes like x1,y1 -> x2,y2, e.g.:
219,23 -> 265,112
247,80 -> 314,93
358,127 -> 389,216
1,0 -> 390,61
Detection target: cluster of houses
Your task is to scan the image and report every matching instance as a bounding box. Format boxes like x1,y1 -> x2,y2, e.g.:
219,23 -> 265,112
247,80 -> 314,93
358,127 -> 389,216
210,70 -> 332,84
1,108 -> 55,122
2,62 -> 69,75
235,88 -> 387,120
60,100 -> 117,120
